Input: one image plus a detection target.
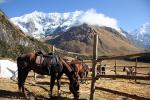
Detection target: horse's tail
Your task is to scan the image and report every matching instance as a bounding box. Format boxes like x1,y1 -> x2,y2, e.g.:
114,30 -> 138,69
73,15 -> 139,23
17,56 -> 23,91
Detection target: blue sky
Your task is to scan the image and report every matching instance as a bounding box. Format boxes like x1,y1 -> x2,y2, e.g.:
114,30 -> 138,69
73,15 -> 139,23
0,0 -> 150,32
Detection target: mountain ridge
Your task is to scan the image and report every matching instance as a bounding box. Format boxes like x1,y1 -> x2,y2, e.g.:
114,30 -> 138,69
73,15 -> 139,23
46,24 -> 141,56
130,22 -> 150,49
10,10 -> 125,39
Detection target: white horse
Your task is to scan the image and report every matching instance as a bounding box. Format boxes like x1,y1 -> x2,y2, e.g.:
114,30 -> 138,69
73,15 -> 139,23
123,67 -> 135,76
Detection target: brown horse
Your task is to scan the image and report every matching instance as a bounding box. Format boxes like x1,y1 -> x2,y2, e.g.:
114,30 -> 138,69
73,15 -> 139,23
70,59 -> 89,84
17,52 -> 79,99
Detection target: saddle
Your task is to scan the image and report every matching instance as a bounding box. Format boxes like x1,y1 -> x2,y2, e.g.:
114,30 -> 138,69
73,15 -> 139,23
35,53 -> 63,74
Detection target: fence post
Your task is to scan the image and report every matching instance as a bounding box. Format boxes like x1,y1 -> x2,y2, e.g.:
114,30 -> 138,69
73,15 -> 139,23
99,61 -> 102,75
135,58 -> 137,82
52,45 -> 55,54
33,50 -> 37,80
114,59 -> 117,75
34,72 -> 36,80
90,34 -> 98,100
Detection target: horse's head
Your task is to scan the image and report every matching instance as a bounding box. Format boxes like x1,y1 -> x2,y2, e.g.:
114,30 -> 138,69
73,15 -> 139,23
123,67 -> 125,72
60,58 -> 80,99
69,71 -> 80,99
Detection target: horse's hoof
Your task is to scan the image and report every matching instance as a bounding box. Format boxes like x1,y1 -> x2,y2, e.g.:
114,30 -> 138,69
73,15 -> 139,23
57,90 -> 61,96
25,96 -> 30,100
73,97 -> 79,100
49,94 -> 53,99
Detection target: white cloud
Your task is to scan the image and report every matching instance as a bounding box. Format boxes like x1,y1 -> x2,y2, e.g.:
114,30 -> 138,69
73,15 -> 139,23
79,9 -> 120,31
0,0 -> 5,4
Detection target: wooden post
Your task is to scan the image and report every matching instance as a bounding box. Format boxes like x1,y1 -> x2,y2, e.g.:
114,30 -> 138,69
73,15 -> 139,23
52,45 -> 55,54
34,72 -> 36,80
135,58 -> 137,82
114,59 -> 117,75
99,61 -> 102,75
90,34 -> 98,100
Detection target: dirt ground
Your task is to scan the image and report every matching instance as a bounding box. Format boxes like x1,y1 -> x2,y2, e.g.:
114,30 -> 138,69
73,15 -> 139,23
0,60 -> 150,100
0,75 -> 150,100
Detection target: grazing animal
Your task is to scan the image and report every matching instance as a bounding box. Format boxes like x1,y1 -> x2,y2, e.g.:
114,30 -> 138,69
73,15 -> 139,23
123,67 -> 135,76
17,52 -> 79,99
97,64 -> 106,75
70,60 -> 89,84
82,63 -> 89,79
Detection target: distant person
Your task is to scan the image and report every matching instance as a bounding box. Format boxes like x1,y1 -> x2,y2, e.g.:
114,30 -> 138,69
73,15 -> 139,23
101,64 -> 106,75
97,64 -> 101,75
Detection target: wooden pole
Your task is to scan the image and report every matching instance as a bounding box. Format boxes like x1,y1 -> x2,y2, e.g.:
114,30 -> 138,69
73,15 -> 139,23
115,59 -> 117,75
90,34 -> 98,100
100,61 -> 102,75
33,50 -> 36,80
135,58 -> 137,82
96,75 -> 150,80
52,45 -> 55,54
34,72 -> 36,80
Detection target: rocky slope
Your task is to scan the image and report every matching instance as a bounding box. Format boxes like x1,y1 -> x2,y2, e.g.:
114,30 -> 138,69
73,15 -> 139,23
0,10 -> 51,59
46,24 -> 141,56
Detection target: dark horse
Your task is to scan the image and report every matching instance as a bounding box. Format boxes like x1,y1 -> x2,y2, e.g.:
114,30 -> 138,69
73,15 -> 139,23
70,59 -> 89,84
17,52 -> 79,99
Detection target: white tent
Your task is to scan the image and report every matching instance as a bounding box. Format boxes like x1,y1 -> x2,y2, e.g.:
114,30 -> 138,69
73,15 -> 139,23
0,60 -> 17,79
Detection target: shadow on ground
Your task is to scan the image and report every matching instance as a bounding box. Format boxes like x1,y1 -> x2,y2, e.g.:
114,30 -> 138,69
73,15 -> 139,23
47,96 -> 87,100
0,89 -> 87,100
0,89 -> 24,99
36,81 -> 69,86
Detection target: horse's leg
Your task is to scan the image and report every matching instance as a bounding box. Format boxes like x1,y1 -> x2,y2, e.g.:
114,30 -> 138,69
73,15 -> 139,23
79,73 -> 84,84
85,71 -> 88,84
57,72 -> 63,96
21,68 -> 30,100
83,72 -> 86,83
49,73 -> 57,98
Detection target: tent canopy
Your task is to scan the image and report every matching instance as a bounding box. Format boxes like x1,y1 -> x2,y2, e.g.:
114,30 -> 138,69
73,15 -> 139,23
0,60 -> 17,79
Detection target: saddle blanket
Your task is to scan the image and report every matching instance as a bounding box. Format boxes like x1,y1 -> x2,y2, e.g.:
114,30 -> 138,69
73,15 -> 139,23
36,56 -> 44,65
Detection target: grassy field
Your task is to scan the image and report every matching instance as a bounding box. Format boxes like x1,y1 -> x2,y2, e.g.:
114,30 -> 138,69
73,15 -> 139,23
0,60 -> 150,100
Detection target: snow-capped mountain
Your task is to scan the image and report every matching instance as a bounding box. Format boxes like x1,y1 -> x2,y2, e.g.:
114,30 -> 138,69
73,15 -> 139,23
131,22 -> 150,49
10,9 -> 125,39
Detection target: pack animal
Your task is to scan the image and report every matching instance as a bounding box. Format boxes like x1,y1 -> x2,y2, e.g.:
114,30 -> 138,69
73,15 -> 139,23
17,52 -> 79,99
70,60 -> 89,84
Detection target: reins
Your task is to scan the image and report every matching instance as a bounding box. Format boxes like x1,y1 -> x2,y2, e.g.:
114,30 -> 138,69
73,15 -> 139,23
60,58 -> 72,72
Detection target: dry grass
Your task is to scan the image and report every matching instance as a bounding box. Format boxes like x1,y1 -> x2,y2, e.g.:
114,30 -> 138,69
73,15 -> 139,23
0,77 -> 150,100
0,60 -> 150,100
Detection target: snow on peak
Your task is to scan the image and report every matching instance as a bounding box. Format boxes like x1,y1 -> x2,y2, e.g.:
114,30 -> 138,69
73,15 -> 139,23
10,9 -> 124,39
131,22 -> 150,47
140,22 -> 150,34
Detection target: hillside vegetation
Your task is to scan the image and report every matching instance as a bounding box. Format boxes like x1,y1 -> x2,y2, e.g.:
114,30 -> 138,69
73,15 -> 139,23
0,10 -> 52,59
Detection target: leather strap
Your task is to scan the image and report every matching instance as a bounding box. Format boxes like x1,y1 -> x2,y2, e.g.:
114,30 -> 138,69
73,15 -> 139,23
60,58 -> 72,72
